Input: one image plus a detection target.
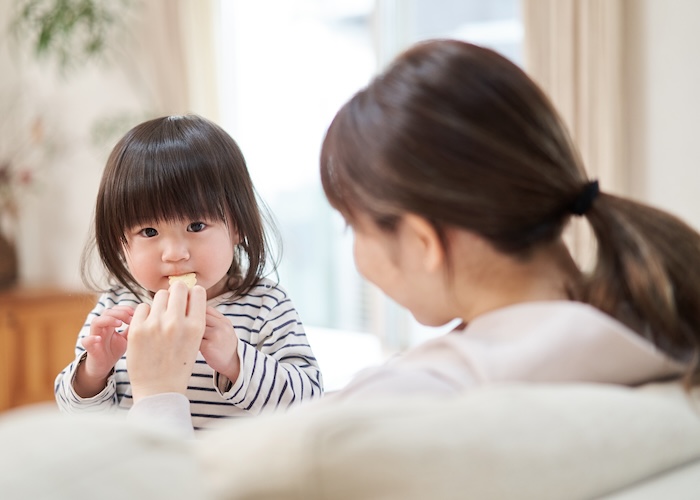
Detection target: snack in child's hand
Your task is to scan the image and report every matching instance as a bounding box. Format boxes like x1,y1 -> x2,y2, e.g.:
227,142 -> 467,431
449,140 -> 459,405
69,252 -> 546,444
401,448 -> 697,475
168,273 -> 197,288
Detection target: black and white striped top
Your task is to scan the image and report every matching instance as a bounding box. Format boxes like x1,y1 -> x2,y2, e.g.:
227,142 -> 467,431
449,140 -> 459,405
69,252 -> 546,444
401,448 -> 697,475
54,278 -> 324,430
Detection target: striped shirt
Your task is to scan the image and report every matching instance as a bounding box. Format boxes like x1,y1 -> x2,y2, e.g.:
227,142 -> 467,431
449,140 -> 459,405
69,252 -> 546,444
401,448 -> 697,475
54,278 -> 324,430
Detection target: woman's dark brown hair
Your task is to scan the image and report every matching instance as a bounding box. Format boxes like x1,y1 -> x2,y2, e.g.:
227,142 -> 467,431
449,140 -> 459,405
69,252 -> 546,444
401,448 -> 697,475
83,114 -> 278,298
320,39 -> 700,387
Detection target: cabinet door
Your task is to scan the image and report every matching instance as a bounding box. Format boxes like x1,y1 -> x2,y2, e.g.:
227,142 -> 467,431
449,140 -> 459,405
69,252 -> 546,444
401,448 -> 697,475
0,291 -> 95,412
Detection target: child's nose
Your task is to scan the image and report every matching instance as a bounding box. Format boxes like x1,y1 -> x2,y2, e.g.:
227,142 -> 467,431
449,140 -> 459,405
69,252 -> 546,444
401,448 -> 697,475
161,239 -> 190,262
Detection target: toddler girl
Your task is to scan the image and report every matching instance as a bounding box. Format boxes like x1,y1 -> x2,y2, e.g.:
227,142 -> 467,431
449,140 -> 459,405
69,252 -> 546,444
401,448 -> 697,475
55,115 -> 323,430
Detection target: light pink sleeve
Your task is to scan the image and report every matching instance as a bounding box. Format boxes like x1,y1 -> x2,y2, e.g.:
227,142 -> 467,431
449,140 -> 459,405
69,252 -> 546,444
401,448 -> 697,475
127,393 -> 195,439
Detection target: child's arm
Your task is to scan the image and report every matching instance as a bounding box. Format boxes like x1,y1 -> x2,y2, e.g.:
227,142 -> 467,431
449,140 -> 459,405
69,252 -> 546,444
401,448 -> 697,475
54,290 -> 134,413
206,286 -> 324,414
73,305 -> 132,397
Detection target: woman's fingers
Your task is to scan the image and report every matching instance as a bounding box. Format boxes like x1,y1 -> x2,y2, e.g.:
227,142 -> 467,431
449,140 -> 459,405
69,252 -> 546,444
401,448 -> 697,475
168,280 -> 189,316
131,302 -> 152,326
186,285 -> 207,326
150,287 -> 170,315
132,284 -> 205,335
126,283 -> 207,401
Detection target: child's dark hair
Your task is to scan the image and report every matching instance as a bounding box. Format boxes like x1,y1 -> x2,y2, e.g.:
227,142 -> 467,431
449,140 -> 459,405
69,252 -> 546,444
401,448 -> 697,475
83,114 -> 278,298
320,39 -> 700,387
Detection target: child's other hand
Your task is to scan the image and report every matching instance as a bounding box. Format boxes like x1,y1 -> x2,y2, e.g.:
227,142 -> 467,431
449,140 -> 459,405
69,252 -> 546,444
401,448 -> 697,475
126,282 -> 207,401
81,305 -> 134,379
73,305 -> 134,398
200,306 -> 241,383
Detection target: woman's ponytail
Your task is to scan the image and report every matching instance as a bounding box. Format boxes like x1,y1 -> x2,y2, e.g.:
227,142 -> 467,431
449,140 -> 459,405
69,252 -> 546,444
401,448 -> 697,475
582,193 -> 700,387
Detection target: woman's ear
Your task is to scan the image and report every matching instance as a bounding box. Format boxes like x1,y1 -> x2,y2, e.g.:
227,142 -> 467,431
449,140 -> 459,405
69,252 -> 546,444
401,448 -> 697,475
402,214 -> 445,272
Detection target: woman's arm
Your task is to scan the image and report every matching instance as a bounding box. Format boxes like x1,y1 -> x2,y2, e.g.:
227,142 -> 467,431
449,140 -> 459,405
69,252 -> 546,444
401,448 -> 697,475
127,392 -> 195,439
125,282 -> 206,435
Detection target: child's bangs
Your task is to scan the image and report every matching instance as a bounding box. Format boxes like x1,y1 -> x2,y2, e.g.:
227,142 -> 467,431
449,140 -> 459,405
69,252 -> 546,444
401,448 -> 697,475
115,154 -> 227,232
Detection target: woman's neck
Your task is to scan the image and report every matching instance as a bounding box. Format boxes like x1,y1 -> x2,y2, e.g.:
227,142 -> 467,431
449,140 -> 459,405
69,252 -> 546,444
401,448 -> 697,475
454,238 -> 580,323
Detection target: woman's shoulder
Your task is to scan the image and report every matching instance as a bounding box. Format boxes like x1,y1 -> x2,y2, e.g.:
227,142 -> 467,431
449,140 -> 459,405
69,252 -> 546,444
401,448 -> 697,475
408,300 -> 654,363
467,300 -> 626,337
398,300 -> 683,387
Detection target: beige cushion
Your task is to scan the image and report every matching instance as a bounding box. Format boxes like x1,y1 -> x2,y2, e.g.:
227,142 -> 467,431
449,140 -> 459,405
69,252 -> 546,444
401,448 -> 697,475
198,382 -> 700,499
1,383 -> 698,499
0,403 -> 202,500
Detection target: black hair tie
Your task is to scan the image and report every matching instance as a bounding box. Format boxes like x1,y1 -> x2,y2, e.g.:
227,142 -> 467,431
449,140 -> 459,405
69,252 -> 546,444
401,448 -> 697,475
569,180 -> 600,216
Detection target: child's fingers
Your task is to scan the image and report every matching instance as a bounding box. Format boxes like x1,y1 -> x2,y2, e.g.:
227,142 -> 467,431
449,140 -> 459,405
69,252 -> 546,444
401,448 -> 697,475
110,305 -> 135,316
106,305 -> 136,316
90,316 -> 127,340
205,305 -> 226,322
81,335 -> 102,351
203,308 -> 234,339
91,314 -> 123,329
99,307 -> 134,325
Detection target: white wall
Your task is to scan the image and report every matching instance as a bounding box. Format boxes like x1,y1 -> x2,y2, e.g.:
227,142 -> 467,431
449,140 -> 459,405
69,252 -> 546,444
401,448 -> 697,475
625,0 -> 700,230
14,68 -> 142,288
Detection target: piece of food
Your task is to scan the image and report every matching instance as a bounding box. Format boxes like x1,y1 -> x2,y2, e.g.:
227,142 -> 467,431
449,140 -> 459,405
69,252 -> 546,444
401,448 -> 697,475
168,273 -> 197,288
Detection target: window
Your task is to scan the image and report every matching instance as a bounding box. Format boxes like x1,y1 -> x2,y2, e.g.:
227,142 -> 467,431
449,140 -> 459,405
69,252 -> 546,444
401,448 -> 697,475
217,0 -> 522,388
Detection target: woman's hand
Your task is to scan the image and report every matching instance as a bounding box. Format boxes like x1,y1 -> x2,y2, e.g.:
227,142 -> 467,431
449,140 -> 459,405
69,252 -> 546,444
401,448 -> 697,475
200,306 -> 241,383
74,305 -> 134,398
126,282 -> 207,402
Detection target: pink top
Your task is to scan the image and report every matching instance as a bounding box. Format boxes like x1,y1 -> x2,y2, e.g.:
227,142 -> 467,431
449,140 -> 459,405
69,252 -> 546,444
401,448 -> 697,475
331,300 -> 684,401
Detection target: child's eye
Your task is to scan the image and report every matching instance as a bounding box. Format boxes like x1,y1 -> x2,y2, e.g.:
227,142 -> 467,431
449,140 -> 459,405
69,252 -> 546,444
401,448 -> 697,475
188,222 -> 206,233
139,227 -> 158,238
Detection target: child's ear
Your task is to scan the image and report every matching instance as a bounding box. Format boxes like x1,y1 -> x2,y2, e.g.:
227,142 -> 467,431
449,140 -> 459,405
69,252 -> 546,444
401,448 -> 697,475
403,214 -> 445,272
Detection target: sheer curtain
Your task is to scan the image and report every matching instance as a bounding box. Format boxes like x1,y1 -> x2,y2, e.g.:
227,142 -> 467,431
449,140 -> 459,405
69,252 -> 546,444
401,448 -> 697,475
130,0 -> 219,119
522,0 -> 627,264
176,0 -> 220,121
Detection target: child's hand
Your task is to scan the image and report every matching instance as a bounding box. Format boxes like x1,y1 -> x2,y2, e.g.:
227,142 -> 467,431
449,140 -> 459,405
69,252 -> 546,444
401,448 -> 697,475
126,282 -> 207,401
75,305 -> 134,397
200,306 -> 241,383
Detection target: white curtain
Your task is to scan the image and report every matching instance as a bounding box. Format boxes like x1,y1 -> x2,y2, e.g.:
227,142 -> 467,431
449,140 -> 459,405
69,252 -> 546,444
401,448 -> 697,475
522,0 -> 627,265
177,0 -> 221,121
129,0 -> 220,120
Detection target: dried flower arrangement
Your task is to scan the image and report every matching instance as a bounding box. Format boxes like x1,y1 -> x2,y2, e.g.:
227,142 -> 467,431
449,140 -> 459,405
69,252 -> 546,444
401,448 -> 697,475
0,115 -> 46,221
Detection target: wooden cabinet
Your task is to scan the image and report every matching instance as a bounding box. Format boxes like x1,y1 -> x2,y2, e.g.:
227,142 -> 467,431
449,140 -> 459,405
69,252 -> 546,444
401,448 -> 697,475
0,287 -> 96,412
